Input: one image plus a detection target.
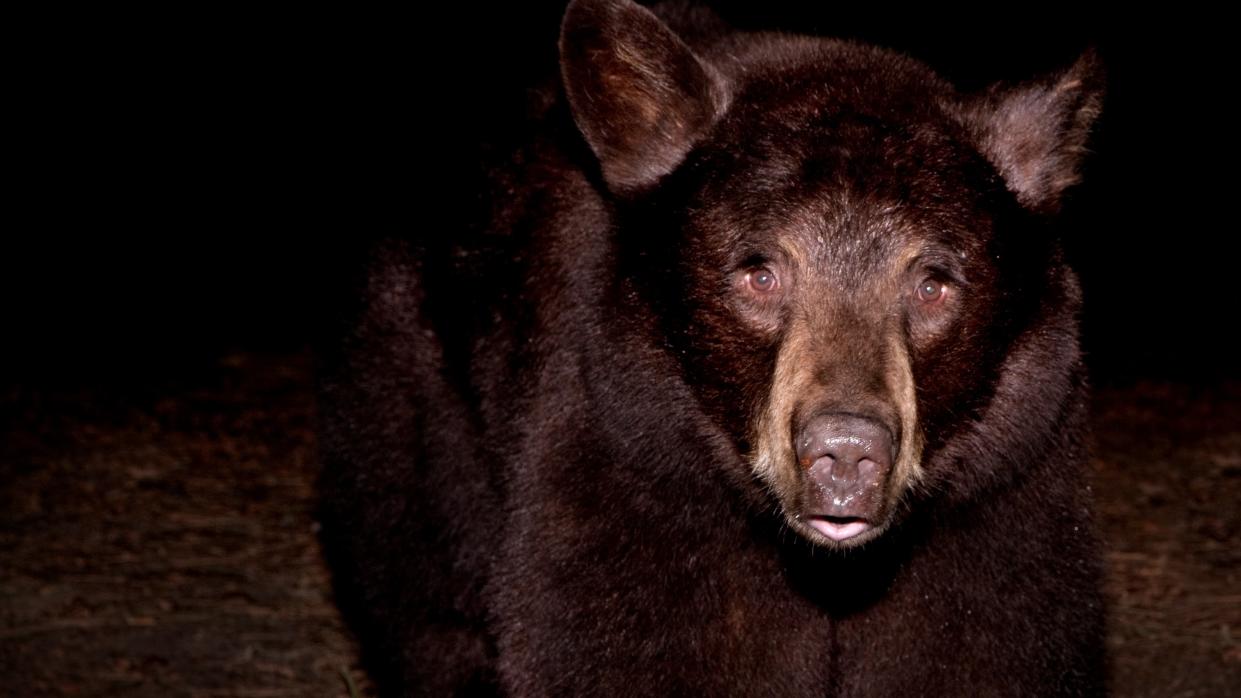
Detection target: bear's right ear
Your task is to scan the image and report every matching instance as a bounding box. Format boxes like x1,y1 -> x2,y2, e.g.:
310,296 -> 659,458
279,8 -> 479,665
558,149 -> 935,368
560,0 -> 729,193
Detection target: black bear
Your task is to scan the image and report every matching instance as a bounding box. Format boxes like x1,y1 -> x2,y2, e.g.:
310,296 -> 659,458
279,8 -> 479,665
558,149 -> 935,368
319,1 -> 1107,695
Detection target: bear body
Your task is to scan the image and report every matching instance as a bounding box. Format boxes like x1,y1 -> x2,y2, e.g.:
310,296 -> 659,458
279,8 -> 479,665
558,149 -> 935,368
319,1 -> 1107,695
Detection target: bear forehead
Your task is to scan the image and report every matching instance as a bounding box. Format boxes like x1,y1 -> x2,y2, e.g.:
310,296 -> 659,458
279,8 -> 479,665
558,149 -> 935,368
692,36 -> 989,200
676,48 -> 999,276
683,131 -> 995,278
703,101 -> 987,216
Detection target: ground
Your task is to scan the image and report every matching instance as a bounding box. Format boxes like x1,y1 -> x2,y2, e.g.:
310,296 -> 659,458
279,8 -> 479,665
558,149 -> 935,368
1,351 -> 1237,697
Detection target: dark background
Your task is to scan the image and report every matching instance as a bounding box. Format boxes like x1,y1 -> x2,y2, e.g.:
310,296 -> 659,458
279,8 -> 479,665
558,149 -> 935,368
3,2 -> 1234,388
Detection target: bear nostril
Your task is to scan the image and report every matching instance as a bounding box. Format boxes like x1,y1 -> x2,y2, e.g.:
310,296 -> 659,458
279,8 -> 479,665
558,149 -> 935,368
795,414 -> 893,474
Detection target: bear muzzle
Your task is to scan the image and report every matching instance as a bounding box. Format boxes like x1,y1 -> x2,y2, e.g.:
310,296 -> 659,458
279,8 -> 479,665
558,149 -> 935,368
795,413 -> 894,543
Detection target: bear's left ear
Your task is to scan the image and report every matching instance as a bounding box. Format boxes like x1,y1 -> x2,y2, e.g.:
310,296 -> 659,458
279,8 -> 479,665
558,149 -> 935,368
559,0 -> 730,193
958,50 -> 1105,214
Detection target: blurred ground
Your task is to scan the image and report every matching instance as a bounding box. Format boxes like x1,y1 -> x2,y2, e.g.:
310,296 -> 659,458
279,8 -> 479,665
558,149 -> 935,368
1,351 -> 1238,697
1092,381 -> 1241,696
0,353 -> 369,698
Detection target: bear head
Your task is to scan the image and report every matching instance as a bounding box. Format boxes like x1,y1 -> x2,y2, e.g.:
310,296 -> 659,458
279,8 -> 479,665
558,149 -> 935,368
561,0 -> 1102,548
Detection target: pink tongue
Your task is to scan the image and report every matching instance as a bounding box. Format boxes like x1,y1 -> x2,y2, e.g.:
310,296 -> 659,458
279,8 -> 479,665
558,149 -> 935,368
808,518 -> 870,542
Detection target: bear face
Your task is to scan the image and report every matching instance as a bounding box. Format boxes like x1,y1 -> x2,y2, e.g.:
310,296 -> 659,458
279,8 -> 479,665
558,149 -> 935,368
563,0 -> 1101,548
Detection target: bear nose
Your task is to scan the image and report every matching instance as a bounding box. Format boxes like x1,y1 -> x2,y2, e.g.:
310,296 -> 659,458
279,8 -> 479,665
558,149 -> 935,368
795,414 -> 894,542
795,413 -> 894,479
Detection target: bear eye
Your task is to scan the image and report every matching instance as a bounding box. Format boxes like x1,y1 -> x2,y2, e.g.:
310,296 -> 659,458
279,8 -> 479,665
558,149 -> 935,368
916,278 -> 945,303
747,267 -> 779,293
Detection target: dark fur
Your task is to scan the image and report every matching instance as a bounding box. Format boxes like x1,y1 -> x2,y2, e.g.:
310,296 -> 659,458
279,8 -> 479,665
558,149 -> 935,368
319,1 -> 1107,695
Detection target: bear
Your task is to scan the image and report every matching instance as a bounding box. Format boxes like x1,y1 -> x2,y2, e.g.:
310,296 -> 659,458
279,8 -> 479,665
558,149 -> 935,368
318,0 -> 1108,695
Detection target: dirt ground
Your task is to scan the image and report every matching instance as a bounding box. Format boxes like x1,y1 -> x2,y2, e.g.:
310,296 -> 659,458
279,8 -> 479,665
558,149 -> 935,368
2,351 -> 1238,697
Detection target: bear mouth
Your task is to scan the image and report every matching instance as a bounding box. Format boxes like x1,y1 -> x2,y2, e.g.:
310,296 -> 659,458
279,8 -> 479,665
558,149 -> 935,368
804,515 -> 872,543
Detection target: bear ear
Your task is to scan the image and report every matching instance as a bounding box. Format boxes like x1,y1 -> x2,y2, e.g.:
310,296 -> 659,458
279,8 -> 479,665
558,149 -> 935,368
959,50 -> 1105,214
560,0 -> 729,193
